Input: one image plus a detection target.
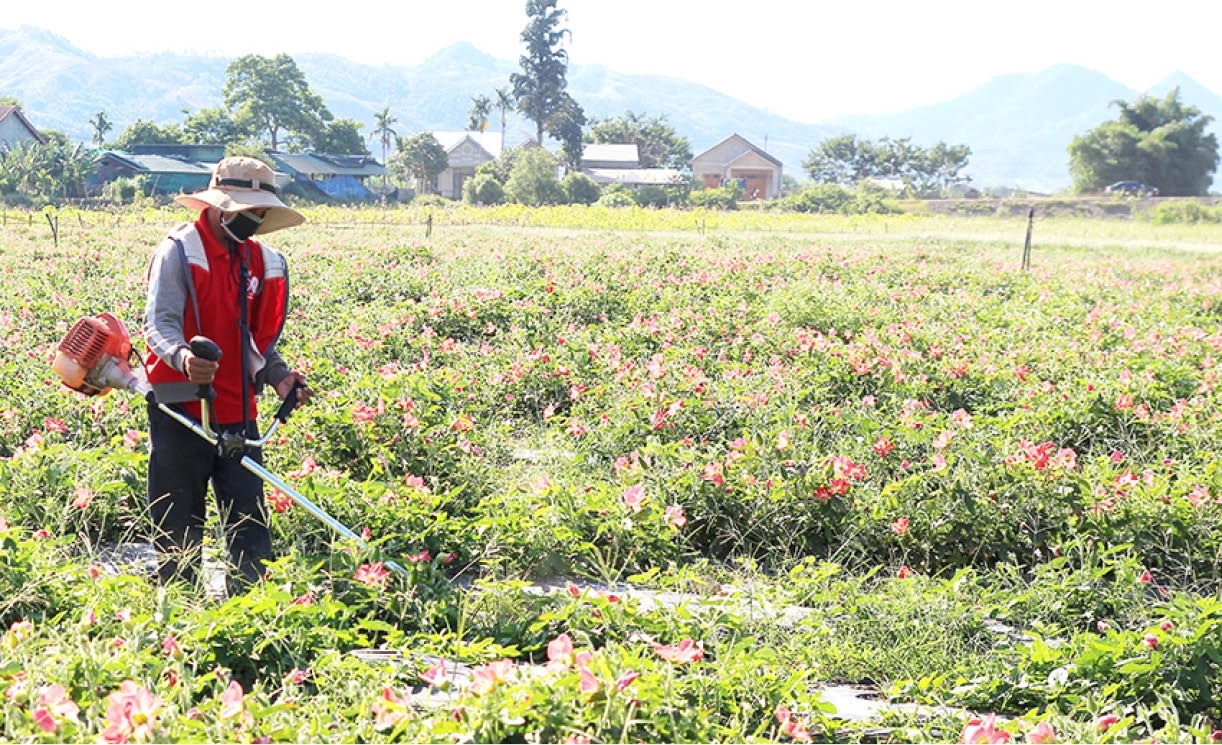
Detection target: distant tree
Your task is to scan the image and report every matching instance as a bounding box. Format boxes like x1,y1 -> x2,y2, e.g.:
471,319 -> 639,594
562,171 -> 600,205
111,119 -> 185,150
0,96 -> 21,107
468,94 -> 492,132
181,106 -> 249,144
494,86 -> 514,141
1068,88 -> 1218,196
546,93 -> 586,168
802,134 -> 970,197
586,111 -> 692,169
89,111 -> 112,146
370,108 -> 398,163
223,54 -> 333,151
389,132 -> 448,194
0,134 -> 97,202
464,173 -> 505,205
504,146 -> 564,205
310,118 -> 367,154
511,0 -> 573,146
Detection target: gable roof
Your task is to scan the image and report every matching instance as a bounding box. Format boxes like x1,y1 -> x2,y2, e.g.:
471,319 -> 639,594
0,105 -> 48,145
101,152 -> 214,176
582,143 -> 639,165
431,130 -> 503,159
268,151 -> 386,178
692,133 -> 782,168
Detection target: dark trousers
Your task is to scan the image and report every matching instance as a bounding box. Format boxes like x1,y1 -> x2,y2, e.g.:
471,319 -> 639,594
147,402 -> 272,591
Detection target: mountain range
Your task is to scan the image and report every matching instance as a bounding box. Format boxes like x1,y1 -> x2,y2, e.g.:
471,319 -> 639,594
3,25 -> 1221,193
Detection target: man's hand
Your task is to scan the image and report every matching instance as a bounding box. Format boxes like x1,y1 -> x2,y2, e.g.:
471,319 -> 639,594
275,371 -> 313,406
182,350 -> 218,385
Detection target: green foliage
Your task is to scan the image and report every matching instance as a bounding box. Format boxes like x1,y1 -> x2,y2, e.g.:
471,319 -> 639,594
467,94 -> 491,133
586,110 -> 693,169
307,118 -> 367,155
110,119 -> 184,150
779,183 -> 901,214
688,184 -> 738,210
1141,199 -> 1222,224
546,93 -> 586,167
504,146 -> 565,206
595,183 -> 636,207
465,173 -> 506,205
562,171 -> 600,205
388,132 -> 448,195
802,134 -> 971,197
0,136 -> 98,202
1069,87 -> 1219,196
181,106 -> 250,145
223,53 -> 333,152
511,0 -> 573,146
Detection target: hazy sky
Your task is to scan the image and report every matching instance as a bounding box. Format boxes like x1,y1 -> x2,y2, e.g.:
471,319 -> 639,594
9,0 -> 1220,122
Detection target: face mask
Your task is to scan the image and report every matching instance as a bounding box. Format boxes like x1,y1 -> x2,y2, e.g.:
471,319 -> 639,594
221,210 -> 264,242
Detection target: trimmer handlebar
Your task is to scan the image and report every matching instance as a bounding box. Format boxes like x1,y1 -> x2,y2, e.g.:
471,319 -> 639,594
189,336 -> 222,401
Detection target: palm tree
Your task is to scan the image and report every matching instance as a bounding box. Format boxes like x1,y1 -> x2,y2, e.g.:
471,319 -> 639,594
468,95 -> 491,133
494,86 -> 514,142
369,107 -> 398,190
89,111 -> 112,147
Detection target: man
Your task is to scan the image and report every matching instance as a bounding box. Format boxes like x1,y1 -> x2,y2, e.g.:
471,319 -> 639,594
143,156 -> 311,591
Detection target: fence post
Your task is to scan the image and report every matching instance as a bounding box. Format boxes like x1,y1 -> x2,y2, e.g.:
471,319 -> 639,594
1021,207 -> 1034,271
45,211 -> 59,248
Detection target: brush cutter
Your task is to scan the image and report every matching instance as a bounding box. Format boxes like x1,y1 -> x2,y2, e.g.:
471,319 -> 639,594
52,313 -> 407,578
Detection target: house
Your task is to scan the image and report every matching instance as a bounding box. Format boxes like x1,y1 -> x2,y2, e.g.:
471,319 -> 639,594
431,131 -> 503,199
690,134 -> 782,200
579,142 -> 685,190
94,151 -> 214,194
267,151 -> 387,201
0,106 -> 47,148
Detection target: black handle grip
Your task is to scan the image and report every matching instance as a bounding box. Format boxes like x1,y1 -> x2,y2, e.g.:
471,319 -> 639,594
189,336 -> 222,400
274,380 -> 305,423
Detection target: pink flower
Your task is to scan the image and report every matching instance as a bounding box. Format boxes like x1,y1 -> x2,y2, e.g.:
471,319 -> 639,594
621,484 -> 647,514
614,669 -> 640,692
371,686 -> 408,730
960,713 -> 1011,743
161,634 -> 183,659
420,659 -> 447,688
284,668 -> 309,686
1138,569 -> 1153,584
548,633 -> 575,669
775,705 -> 814,743
652,638 -> 704,664
101,680 -> 160,743
891,517 -> 910,536
469,659 -> 514,696
1095,713 -> 1121,731
1160,619 -> 1174,632
873,437 -> 894,458
897,565 -> 913,579
1143,633 -> 1159,649
578,666 -> 601,694
32,684 -> 79,733
354,562 -> 391,590
1027,720 -> 1057,744
218,680 -> 251,727
71,486 -> 93,509
665,504 -> 687,529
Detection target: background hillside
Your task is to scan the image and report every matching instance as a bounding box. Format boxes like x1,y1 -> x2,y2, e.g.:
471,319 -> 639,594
3,25 -> 1220,193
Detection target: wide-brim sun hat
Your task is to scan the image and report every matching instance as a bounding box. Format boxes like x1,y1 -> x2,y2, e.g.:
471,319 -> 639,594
174,155 -> 305,234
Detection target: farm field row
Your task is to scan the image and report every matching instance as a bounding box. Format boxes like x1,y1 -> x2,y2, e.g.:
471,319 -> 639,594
1,209 -> 1220,742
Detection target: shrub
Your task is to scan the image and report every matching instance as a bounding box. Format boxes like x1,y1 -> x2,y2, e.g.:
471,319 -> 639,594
633,185 -> 671,208
101,177 -> 140,204
1142,200 -> 1222,224
465,174 -> 506,206
505,148 -> 565,206
562,172 -> 600,205
596,183 -> 636,208
688,185 -> 738,210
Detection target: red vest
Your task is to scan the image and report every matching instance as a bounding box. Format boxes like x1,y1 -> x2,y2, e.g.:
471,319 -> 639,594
144,214 -> 288,424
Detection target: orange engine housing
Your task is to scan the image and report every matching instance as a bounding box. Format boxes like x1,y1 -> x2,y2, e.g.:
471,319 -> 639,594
52,313 -> 135,396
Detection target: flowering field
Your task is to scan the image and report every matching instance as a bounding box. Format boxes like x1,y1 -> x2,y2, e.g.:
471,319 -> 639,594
2,206 -> 1222,743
